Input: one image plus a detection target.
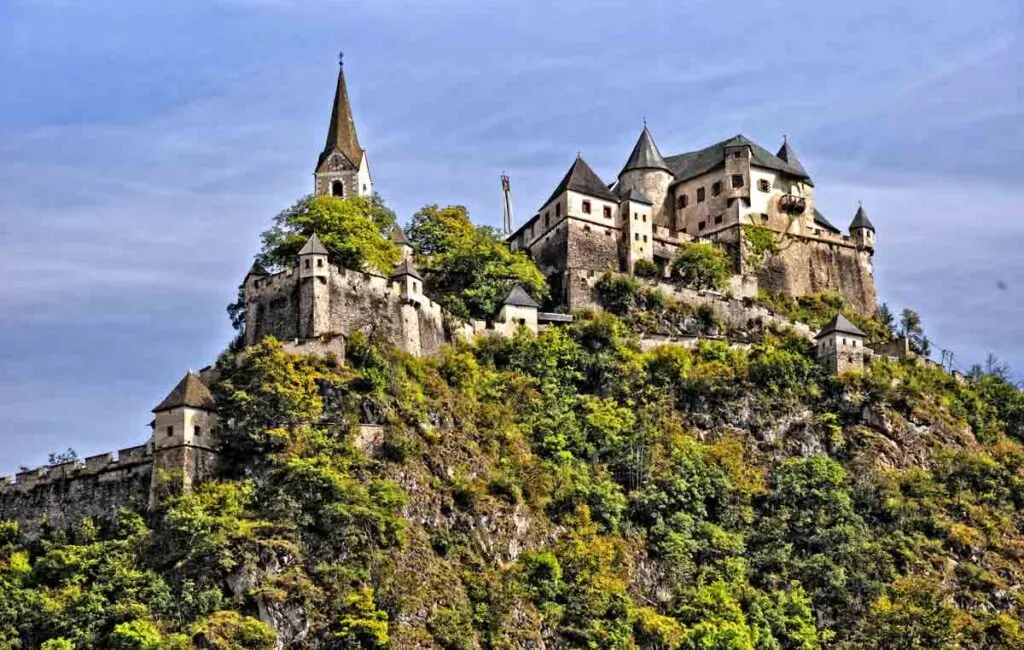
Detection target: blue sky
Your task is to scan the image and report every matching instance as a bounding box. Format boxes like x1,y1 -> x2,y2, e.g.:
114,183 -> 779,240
0,0 -> 1021,475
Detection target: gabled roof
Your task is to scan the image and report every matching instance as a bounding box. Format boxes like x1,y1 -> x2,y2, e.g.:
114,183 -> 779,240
316,60 -> 364,172
775,136 -> 808,177
503,284 -> 539,308
391,257 -> 422,281
664,134 -> 812,185
813,209 -> 841,234
850,205 -> 875,232
153,372 -> 216,413
299,233 -> 328,256
616,184 -> 653,205
814,314 -> 867,340
620,126 -> 671,176
390,224 -> 410,246
543,155 -> 619,207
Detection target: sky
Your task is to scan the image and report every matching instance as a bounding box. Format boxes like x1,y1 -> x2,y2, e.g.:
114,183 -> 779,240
0,0 -> 1021,475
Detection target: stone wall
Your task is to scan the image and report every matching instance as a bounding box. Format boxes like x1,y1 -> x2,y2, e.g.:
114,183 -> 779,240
0,446 -> 155,538
758,234 -> 877,316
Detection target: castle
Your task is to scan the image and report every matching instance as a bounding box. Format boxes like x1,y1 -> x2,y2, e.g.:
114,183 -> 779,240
0,57 -> 888,532
507,128 -> 878,316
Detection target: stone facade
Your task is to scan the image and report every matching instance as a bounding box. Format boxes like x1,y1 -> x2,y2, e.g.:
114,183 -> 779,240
509,129 -> 879,316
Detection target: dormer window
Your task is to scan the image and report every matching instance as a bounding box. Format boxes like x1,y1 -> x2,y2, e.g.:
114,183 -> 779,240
697,187 -> 706,202
582,200 -> 592,214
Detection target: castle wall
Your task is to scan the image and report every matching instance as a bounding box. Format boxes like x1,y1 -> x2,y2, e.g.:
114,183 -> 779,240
758,235 -> 877,316
566,218 -> 620,273
0,447 -> 155,538
246,270 -> 301,345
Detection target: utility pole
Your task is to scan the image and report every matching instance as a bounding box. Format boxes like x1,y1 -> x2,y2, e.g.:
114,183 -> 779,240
501,172 -> 514,236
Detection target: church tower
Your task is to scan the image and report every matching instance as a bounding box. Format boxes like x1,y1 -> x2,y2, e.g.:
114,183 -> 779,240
314,54 -> 373,198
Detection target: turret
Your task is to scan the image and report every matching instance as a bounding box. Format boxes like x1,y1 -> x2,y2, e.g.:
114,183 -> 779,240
391,257 -> 423,298
497,284 -> 539,334
849,203 -> 875,252
314,53 -> 372,198
618,125 -> 674,226
151,371 -> 218,498
390,224 -> 413,261
243,259 -> 267,295
616,185 -> 654,272
298,232 -> 329,279
814,314 -> 868,374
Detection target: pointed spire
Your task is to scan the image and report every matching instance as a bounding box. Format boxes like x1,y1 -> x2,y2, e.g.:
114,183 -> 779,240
299,232 -> 328,256
620,125 -> 671,176
543,155 -> 619,206
317,55 -> 363,172
775,135 -> 808,177
391,257 -> 422,281
152,372 -> 216,413
850,203 -> 875,232
389,224 -> 410,246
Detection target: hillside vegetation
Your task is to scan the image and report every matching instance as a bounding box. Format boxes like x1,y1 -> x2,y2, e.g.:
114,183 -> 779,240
2,196 -> 1022,649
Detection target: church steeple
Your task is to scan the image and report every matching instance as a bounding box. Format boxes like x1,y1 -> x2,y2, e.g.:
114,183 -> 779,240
314,53 -> 372,198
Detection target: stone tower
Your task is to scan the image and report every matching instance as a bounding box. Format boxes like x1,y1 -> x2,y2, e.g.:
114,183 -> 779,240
814,314 -> 868,374
314,55 -> 372,199
150,371 -> 218,501
298,233 -> 331,338
617,125 -> 674,227
849,203 -> 875,252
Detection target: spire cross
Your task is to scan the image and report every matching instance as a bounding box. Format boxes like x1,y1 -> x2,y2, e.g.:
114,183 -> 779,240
338,50 -> 344,66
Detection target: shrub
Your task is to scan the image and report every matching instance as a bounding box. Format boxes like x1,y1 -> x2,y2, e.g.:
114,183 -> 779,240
632,259 -> 658,278
671,242 -> 732,291
594,272 -> 641,314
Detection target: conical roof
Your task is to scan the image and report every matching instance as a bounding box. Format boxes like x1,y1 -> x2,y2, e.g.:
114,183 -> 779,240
245,260 -> 268,277
390,224 -> 410,246
775,136 -> 808,177
543,155 -> 618,206
815,314 -> 867,339
850,204 -> 875,232
391,257 -> 422,281
503,284 -> 539,308
620,126 -> 671,176
299,233 -> 328,256
316,58 -> 364,172
152,372 -> 216,413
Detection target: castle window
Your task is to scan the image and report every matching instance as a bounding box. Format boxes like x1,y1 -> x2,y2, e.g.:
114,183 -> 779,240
714,215 -> 723,224
635,233 -> 640,241
166,426 -> 173,438
545,214 -> 549,227
317,259 -> 324,267
194,425 -> 201,436
732,174 -> 744,188
603,206 -> 612,219
582,200 -> 592,214
712,181 -> 722,196
643,235 -> 648,242
733,150 -> 741,158
697,187 -> 706,202
758,179 -> 771,192
676,195 -> 688,209
642,214 -> 647,222
761,213 -> 769,222
698,221 -> 706,230
362,184 -> 367,192
584,225 -> 591,232
304,259 -> 310,269
331,180 -> 345,197
556,203 -> 561,217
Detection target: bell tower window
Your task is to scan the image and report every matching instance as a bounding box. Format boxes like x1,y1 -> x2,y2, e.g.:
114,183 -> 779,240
331,180 -> 345,197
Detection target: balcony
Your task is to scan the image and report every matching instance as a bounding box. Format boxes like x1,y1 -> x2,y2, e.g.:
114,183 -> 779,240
779,194 -> 806,215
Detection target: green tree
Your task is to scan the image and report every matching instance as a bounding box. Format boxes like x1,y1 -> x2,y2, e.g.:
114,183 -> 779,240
860,576 -> 959,649
671,243 -> 732,291
257,194 -> 399,274
406,204 -> 547,319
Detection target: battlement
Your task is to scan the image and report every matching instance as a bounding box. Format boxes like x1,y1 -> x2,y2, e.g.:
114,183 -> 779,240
0,443 -> 154,494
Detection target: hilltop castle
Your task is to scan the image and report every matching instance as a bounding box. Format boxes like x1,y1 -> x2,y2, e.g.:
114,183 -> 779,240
0,57 -> 889,533
507,128 -> 878,315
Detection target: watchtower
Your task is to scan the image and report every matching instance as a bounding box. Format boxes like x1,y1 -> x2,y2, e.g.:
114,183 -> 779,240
814,314 -> 868,374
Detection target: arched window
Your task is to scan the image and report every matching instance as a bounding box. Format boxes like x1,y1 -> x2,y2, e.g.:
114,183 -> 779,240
331,180 -> 345,197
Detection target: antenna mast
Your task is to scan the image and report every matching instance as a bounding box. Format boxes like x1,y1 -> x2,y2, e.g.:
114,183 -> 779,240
501,172 -> 514,235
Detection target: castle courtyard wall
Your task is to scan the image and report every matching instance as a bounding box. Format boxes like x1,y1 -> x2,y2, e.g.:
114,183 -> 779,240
759,235 -> 877,316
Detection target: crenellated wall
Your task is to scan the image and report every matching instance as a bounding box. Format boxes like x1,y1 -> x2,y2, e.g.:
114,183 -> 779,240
0,444 -> 156,538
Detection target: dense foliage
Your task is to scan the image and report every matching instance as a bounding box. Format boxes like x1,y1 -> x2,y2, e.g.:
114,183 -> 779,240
4,314 -> 1022,648
671,243 -> 733,291
257,194 -> 400,274
405,205 -> 548,319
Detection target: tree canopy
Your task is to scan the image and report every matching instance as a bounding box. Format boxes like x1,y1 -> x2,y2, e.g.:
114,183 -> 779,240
405,204 -> 548,319
257,194 -> 399,275
671,242 -> 733,291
